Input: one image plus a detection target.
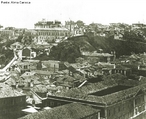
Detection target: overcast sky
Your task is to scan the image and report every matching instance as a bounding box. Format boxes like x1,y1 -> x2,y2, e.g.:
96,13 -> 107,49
0,0 -> 146,28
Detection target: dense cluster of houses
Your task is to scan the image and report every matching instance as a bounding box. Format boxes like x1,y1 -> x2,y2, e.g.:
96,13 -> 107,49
1,40 -> 146,118
1,21 -> 146,119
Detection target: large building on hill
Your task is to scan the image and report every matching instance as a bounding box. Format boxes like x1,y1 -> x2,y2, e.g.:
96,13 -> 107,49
0,29 -> 15,39
34,19 -> 62,29
65,21 -> 85,36
33,19 -> 69,44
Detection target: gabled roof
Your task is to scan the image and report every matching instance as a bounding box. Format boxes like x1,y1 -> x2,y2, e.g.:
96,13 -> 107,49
33,70 -> 55,75
19,103 -> 100,119
11,42 -> 23,46
54,79 -> 144,105
32,85 -> 47,93
0,83 -> 25,98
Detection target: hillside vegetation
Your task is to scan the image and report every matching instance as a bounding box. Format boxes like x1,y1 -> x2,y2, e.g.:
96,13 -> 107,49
49,35 -> 146,62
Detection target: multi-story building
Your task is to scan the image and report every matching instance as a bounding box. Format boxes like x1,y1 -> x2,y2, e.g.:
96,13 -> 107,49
34,19 -> 69,44
0,29 -> 15,39
34,19 -> 62,29
65,21 -> 76,35
81,51 -> 114,63
42,79 -> 146,119
0,83 -> 26,119
65,21 -> 85,36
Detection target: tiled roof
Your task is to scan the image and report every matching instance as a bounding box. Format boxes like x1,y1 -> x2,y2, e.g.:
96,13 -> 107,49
73,73 -> 86,81
32,85 -> 48,93
0,83 -> 25,98
11,42 -> 23,46
57,75 -> 77,82
19,102 -> 100,119
55,79 -> 144,105
33,70 -> 55,75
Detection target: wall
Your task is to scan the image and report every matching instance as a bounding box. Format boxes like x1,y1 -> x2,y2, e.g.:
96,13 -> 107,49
0,95 -> 26,119
42,98 -> 70,108
132,111 -> 146,119
106,97 -> 134,119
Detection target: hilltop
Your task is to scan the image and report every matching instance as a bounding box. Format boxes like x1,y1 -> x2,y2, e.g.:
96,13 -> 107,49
49,35 -> 95,63
49,34 -> 146,62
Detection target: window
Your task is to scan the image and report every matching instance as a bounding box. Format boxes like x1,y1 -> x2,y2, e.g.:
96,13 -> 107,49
118,106 -> 121,112
20,97 -> 23,102
50,101 -> 54,107
24,65 -> 27,69
57,103 -> 61,106
108,109 -> 110,116
135,107 -> 138,115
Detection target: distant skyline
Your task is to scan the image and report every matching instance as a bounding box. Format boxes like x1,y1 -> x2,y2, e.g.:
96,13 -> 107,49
0,0 -> 146,28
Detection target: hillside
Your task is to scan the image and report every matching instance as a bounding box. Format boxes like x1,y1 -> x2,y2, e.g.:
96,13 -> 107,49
49,35 -> 146,62
49,35 -> 95,63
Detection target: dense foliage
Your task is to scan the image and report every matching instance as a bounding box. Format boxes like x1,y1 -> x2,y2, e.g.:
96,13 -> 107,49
49,34 -> 146,62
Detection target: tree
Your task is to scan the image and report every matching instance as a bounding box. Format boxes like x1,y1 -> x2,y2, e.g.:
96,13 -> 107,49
76,20 -> 84,28
89,23 -> 98,32
0,25 -> 3,29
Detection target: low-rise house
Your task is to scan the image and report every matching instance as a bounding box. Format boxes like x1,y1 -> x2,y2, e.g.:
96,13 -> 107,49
22,47 -> 37,59
20,72 -> 41,88
82,51 -> 114,63
32,85 -> 48,98
17,61 -> 37,74
19,102 -> 101,119
54,75 -> 81,88
112,65 -> 132,76
10,42 -> 24,50
0,83 -> 26,119
33,70 -> 55,80
137,65 -> 146,77
41,60 -> 66,72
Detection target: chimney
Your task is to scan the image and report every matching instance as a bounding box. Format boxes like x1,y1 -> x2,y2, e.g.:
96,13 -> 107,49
30,80 -> 34,87
54,64 -> 56,73
138,65 -> 140,70
16,81 -> 19,89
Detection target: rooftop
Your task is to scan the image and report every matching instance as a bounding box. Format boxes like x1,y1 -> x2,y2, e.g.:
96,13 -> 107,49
34,27 -> 68,31
19,102 -> 100,119
33,70 -> 55,75
82,52 -> 113,57
0,83 -> 25,98
89,85 -> 131,96
54,79 -> 141,105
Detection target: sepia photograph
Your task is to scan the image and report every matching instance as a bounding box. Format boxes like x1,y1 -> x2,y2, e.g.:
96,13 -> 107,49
0,0 -> 146,119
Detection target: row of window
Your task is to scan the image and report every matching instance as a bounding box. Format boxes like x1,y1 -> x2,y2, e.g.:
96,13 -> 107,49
0,97 -> 25,106
37,31 -> 68,36
135,104 -> 145,115
135,95 -> 144,106
35,25 -> 60,28
38,36 -> 64,40
108,101 -> 133,117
